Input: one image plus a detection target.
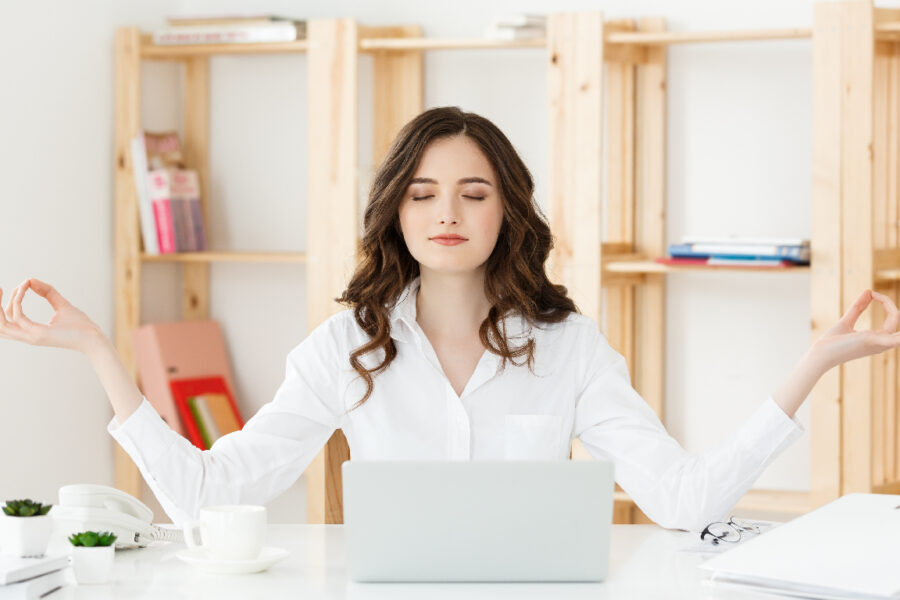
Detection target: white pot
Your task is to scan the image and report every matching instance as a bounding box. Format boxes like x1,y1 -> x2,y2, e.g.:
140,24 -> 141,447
1,514 -> 53,557
71,545 -> 115,585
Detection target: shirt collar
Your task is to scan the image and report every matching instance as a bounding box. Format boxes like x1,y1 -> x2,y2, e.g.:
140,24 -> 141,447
388,276 -> 533,345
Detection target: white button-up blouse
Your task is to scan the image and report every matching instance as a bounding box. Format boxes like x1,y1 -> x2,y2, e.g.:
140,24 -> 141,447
108,276 -> 804,531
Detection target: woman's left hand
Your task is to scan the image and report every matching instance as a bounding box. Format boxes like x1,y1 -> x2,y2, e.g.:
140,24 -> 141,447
808,289 -> 900,372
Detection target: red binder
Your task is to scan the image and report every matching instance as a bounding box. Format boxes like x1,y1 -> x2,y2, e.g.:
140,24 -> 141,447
169,376 -> 244,450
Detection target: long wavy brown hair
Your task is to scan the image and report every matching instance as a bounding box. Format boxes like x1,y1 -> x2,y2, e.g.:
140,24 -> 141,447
337,106 -> 579,410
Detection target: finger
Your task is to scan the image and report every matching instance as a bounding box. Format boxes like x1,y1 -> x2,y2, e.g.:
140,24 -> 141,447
4,283 -> 21,321
839,289 -> 873,329
871,291 -> 900,333
28,278 -> 68,311
11,281 -> 34,325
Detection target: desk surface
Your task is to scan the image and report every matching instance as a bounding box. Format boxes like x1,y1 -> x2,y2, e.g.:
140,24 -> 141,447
46,524 -> 776,599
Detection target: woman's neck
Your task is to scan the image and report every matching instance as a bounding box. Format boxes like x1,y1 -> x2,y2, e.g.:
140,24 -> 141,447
415,269 -> 491,340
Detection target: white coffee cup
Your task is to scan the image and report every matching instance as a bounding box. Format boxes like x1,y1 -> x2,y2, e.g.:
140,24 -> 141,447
183,505 -> 266,561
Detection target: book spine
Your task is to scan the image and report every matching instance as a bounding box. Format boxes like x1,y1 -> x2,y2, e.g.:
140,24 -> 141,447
195,396 -> 222,443
171,170 -> 201,251
190,199 -> 207,250
153,23 -> 298,45
172,390 -> 205,450
187,397 -> 212,449
668,243 -> 810,262
129,134 -> 159,255
147,170 -> 177,254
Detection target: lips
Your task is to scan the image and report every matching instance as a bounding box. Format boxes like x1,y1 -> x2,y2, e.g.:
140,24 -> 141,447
431,235 -> 467,246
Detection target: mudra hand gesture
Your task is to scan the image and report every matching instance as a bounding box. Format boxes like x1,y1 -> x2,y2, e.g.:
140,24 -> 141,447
808,289 -> 900,371
0,279 -> 104,353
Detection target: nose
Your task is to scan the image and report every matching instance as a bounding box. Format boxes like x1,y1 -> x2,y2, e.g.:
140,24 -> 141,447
437,194 -> 459,225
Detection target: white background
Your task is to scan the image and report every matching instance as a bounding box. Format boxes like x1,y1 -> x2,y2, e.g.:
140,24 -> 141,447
0,0 -> 878,524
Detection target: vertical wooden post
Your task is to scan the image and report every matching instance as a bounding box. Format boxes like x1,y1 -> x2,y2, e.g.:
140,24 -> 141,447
838,1 -> 875,496
113,27 -> 143,497
548,11 -> 605,464
547,11 -> 605,321
603,20 -> 637,374
306,19 -> 359,524
812,0 -> 876,503
633,18 -> 667,421
365,25 -> 424,164
182,57 -> 211,320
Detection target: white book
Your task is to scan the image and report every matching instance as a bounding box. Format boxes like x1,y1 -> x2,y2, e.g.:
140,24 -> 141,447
483,25 -> 546,41
0,569 -> 68,600
489,14 -> 547,28
153,22 -> 299,45
0,554 -> 69,585
682,235 -> 809,247
130,133 -> 159,255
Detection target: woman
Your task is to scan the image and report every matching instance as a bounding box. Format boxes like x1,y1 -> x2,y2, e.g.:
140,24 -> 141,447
1,107 -> 898,531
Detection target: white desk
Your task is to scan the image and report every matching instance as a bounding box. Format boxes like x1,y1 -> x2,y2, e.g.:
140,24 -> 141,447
46,524 -> 777,599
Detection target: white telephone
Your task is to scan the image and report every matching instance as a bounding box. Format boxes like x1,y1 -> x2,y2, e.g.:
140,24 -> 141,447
52,484 -> 182,549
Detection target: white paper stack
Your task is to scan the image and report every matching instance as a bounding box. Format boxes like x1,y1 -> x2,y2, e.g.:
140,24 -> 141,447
699,493 -> 900,599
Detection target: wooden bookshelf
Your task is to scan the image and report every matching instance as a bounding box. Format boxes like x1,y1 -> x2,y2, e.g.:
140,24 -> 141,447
114,2 -> 900,528
552,0 -> 900,523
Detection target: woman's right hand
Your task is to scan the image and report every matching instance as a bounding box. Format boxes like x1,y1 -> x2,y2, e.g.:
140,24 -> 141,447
0,278 -> 105,353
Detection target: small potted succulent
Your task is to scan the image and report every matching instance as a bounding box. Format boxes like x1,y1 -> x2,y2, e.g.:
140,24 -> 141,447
2,499 -> 54,557
68,531 -> 117,584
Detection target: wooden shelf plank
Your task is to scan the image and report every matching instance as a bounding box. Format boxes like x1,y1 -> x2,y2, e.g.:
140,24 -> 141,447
359,37 -> 546,51
137,24 -> 900,59
606,28 -> 812,45
140,34 -> 544,58
605,260 -> 811,274
140,35 -> 310,58
141,251 -> 307,264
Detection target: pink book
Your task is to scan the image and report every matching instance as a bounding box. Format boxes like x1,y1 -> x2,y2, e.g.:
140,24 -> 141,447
147,169 -> 177,253
131,320 -> 238,435
170,169 -> 200,251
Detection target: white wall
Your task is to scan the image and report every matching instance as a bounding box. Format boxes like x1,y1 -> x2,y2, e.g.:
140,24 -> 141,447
1,0 -> 878,524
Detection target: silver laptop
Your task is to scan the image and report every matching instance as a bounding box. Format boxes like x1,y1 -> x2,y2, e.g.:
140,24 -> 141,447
342,460 -> 615,582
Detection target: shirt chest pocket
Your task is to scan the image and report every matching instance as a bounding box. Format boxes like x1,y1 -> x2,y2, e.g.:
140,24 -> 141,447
504,414 -> 564,460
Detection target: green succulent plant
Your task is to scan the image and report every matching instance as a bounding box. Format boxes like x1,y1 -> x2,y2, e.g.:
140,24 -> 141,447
68,531 -> 118,547
3,499 -> 52,517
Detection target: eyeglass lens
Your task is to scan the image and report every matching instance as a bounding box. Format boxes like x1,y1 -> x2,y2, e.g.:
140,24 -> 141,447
702,522 -> 741,544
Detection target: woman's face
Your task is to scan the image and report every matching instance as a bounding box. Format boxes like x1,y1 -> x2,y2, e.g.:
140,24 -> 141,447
398,135 -> 504,275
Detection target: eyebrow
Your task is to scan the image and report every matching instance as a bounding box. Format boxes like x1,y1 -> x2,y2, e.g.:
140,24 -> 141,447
409,177 -> 493,187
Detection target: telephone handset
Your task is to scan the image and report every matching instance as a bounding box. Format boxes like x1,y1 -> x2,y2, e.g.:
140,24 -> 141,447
52,484 -> 182,549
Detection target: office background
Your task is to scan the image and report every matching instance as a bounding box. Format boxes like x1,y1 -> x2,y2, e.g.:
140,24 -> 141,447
0,0 -> 873,523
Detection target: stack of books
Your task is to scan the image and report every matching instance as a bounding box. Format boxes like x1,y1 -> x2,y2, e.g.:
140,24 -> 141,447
153,14 -> 307,45
0,554 -> 70,599
130,131 -> 207,255
658,236 -> 811,268
483,14 -> 547,41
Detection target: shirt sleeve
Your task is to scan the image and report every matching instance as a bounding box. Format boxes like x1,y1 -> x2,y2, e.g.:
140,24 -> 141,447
574,326 -> 804,532
107,315 -> 348,525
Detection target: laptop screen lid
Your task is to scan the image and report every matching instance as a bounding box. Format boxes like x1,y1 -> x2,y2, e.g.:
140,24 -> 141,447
342,460 -> 615,582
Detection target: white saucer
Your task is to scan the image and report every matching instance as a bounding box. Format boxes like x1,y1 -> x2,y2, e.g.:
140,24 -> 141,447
175,546 -> 290,574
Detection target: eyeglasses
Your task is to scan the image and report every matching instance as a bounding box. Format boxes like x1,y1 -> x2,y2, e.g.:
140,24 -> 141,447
699,516 -> 761,545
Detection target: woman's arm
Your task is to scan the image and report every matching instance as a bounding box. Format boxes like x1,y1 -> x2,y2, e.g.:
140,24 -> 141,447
1,278 -> 346,523
0,279 -> 142,422
773,289 -> 900,418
